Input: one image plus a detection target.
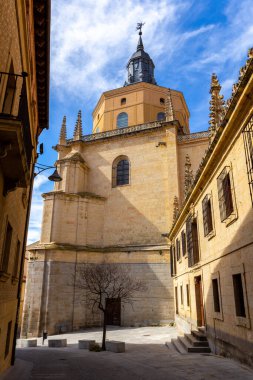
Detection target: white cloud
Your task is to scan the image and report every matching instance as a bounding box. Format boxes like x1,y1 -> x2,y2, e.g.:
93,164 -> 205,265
33,174 -> 48,190
27,175 -> 49,245
50,0 -> 253,106
221,78 -> 235,97
185,0 -> 253,73
50,0 -> 201,100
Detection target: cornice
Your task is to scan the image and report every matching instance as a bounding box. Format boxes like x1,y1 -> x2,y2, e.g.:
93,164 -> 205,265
64,120 -> 178,146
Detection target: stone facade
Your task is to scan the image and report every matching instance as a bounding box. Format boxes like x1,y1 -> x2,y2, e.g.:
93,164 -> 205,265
22,87 -> 209,337
169,50 -> 253,366
0,0 -> 50,374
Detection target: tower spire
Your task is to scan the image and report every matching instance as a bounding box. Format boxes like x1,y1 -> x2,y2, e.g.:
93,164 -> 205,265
73,110 -> 83,141
209,73 -> 225,143
136,22 -> 145,51
59,115 -> 67,145
124,23 -> 156,86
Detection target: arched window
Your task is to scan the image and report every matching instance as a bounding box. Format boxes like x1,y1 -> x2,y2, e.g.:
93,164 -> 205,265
117,112 -> 128,128
121,98 -> 126,105
160,98 -> 165,105
112,156 -> 130,187
157,112 -> 166,121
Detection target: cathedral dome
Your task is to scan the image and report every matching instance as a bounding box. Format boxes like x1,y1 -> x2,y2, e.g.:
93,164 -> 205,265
124,24 -> 157,86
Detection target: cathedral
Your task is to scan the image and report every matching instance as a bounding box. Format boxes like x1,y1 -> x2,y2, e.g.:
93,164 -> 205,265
21,28 -> 209,337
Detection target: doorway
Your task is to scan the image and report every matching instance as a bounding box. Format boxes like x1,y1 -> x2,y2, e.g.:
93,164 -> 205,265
106,298 -> 121,325
194,276 -> 204,326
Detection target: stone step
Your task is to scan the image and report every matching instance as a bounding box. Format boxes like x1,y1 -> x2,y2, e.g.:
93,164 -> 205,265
185,334 -> 209,347
191,330 -> 208,341
198,327 -> 206,334
178,336 -> 211,353
171,338 -> 187,354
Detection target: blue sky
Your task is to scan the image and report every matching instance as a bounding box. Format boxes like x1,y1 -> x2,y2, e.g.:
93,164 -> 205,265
28,0 -> 253,244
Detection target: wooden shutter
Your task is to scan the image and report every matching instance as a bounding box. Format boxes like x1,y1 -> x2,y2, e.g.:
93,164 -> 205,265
181,230 -> 186,256
202,195 -> 213,236
217,169 -> 227,221
202,195 -> 209,236
186,217 -> 193,267
170,246 -> 174,277
176,239 -> 180,261
192,218 -> 200,264
173,246 -> 177,275
217,168 -> 234,221
223,173 -> 234,217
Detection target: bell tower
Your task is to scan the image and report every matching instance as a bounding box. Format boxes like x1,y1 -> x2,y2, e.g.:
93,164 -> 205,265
125,22 -> 156,86
92,24 -> 190,134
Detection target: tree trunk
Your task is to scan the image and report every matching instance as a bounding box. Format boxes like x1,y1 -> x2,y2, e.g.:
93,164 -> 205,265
102,311 -> 107,350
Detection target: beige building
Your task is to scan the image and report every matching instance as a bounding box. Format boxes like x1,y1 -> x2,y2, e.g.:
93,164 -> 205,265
168,49 -> 253,366
0,0 -> 50,374
21,31 -> 209,337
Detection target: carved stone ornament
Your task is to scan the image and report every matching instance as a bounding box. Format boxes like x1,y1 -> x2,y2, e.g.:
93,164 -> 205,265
208,73 -> 225,144
184,154 -> 194,198
173,196 -> 179,223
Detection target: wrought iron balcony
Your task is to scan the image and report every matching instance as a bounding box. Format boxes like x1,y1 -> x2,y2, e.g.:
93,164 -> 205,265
0,71 -> 33,194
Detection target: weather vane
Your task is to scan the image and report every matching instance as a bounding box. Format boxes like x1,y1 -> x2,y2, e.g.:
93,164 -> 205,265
136,22 -> 145,35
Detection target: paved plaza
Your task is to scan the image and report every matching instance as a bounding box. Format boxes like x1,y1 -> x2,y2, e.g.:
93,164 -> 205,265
1,326 -> 253,380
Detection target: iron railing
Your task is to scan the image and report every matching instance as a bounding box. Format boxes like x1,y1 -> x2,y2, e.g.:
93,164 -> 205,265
0,71 -> 33,166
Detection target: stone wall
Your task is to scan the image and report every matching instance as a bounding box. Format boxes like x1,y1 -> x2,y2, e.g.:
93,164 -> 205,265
22,249 -> 174,337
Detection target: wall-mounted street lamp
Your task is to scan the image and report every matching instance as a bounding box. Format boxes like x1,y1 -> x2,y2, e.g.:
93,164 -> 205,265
34,163 -> 62,182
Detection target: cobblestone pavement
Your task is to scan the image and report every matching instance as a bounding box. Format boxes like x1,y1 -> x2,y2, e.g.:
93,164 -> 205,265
1,326 -> 253,380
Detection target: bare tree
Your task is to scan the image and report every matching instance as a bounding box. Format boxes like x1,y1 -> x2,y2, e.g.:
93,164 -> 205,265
75,262 -> 146,350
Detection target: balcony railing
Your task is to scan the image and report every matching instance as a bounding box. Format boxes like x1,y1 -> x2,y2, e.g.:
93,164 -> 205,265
0,71 -> 33,167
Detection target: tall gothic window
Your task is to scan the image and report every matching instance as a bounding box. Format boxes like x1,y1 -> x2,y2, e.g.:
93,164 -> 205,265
117,112 -> 128,128
112,156 -> 130,187
157,112 -> 165,121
